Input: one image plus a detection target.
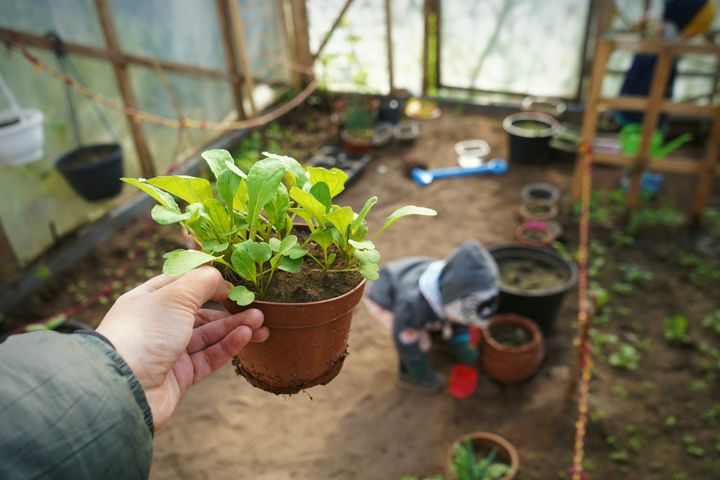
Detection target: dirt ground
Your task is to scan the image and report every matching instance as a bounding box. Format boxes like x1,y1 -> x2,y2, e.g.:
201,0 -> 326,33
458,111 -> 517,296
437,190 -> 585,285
4,104 -> 720,479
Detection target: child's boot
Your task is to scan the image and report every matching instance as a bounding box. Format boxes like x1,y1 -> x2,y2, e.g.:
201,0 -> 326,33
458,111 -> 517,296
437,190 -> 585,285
449,334 -> 479,365
398,359 -> 445,393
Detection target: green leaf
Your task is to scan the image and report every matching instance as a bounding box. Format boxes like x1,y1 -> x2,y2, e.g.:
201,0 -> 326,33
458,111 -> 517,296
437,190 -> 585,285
373,205 -> 437,239
286,246 -> 308,259
216,170 -> 241,207
325,206 -> 354,240
310,230 -> 334,251
265,184 -> 290,233
246,159 -> 286,238
231,247 -> 256,282
151,205 -> 191,225
262,152 -> 307,188
310,182 -> 332,212
229,285 -> 255,306
147,176 -> 214,204
241,241 -> 273,264
202,240 -> 229,253
354,248 -> 380,264
204,199 -> 234,233
225,160 -> 248,179
121,178 -> 179,209
349,239 -> 376,250
278,255 -> 303,273
290,186 -> 327,223
277,235 -> 298,255
359,261 -> 380,280
232,180 -> 249,212
308,167 -> 348,197
201,149 -> 234,179
162,250 -> 220,277
351,196 -> 378,235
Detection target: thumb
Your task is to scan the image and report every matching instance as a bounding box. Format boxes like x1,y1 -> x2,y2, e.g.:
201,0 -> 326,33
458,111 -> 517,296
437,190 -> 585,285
156,266 -> 231,311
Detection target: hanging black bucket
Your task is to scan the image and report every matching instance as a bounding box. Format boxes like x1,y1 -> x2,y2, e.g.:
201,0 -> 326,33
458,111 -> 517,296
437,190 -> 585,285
489,243 -> 577,335
56,143 -> 124,201
502,112 -> 560,165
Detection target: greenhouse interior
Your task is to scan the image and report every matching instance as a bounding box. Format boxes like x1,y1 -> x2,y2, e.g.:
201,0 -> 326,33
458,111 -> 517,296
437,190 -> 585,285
1,0 -> 720,479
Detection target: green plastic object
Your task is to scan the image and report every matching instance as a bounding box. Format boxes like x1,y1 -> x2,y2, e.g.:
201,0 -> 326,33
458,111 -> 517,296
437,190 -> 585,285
619,124 -> 692,159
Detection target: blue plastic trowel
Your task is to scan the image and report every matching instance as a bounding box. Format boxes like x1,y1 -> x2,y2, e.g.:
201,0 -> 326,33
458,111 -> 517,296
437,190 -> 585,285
411,158 -> 508,187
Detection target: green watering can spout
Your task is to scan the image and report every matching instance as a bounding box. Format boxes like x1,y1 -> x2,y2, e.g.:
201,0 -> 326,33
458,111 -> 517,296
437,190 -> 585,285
619,124 -> 693,158
653,132 -> 692,158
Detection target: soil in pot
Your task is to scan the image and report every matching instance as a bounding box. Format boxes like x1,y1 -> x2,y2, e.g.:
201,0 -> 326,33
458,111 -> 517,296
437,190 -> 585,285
498,258 -> 570,292
518,202 -> 558,222
489,323 -> 531,348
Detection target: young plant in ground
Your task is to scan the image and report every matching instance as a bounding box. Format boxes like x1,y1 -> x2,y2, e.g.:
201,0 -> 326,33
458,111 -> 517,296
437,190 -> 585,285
702,310 -> 720,335
664,315 -> 692,345
123,150 -> 436,306
608,343 -> 640,370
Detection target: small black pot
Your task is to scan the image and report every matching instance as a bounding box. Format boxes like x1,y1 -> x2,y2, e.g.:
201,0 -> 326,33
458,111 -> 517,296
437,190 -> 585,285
489,243 -> 577,335
503,112 -> 560,165
56,143 -> 124,201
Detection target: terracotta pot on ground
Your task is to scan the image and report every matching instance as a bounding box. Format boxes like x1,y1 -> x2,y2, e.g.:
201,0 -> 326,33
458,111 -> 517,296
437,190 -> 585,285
514,221 -> 557,248
479,314 -> 544,384
517,202 -> 558,222
446,431 -> 520,480
223,279 -> 366,395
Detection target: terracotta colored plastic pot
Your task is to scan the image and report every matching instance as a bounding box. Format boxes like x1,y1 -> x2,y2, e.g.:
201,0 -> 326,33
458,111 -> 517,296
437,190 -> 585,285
479,314 -> 544,384
223,278 -> 366,395
446,431 -> 519,480
340,128 -> 374,154
514,221 -> 556,248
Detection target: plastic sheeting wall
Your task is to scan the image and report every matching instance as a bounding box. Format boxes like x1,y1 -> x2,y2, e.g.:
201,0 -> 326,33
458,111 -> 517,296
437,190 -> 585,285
0,0 -> 290,270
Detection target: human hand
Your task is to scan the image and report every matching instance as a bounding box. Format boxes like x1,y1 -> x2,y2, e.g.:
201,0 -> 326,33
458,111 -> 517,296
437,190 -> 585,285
96,267 -> 268,431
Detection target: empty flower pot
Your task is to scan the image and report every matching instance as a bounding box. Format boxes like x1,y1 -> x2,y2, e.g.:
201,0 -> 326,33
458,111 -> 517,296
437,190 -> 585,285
393,120 -> 420,144
503,112 -> 560,165
521,182 -> 560,206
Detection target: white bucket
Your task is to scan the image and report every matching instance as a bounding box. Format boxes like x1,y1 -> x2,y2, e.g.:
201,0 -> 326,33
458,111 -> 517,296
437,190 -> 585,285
0,108 -> 45,166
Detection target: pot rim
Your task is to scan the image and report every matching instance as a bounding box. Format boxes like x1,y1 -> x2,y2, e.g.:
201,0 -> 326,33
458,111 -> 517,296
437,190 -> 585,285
340,127 -> 375,146
518,202 -> 559,221
521,95 -> 567,117
55,143 -> 123,173
514,222 -> 555,247
521,182 -> 560,205
446,431 -> 520,480
489,243 -> 578,297
503,112 -> 560,138
482,314 -> 543,353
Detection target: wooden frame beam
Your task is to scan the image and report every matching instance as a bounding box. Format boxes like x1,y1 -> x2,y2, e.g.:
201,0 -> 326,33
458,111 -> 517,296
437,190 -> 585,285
94,0 -> 155,177
384,0 -> 395,94
289,0 -> 313,87
311,0 -> 355,62
215,0 -> 247,119
226,0 -> 257,116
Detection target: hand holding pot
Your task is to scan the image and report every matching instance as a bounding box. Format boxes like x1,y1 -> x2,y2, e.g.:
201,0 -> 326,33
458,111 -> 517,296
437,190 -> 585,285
97,267 -> 269,430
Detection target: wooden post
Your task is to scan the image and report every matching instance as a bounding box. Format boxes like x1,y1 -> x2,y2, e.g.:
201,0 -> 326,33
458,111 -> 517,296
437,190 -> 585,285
624,50 -> 674,210
215,0 -> 247,119
571,40 -> 612,200
690,105 -> 720,224
276,0 -> 298,88
384,0 -> 395,94
421,0 -> 431,94
226,0 -> 257,116
290,0 -> 313,86
94,0 -> 155,177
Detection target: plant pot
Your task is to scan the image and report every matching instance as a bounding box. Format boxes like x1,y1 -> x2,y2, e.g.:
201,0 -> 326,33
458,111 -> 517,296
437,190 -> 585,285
502,112 -> 560,165
223,278 -> 367,394
393,120 -> 420,144
521,96 -> 567,118
479,314 -> 544,383
0,108 -> 44,166
55,143 -> 124,201
517,202 -> 558,222
455,139 -> 491,168
514,221 -> 556,248
446,431 -> 519,480
489,244 -> 577,335
521,182 -> 560,206
404,97 -> 441,120
340,128 -> 374,154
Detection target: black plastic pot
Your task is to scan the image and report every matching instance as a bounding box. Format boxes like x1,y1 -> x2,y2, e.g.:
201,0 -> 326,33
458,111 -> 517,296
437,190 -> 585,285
502,112 -> 560,165
56,143 -> 124,201
489,243 -> 577,335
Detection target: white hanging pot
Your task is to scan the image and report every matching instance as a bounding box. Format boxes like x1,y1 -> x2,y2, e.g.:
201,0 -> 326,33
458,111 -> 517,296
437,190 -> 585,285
0,108 -> 45,166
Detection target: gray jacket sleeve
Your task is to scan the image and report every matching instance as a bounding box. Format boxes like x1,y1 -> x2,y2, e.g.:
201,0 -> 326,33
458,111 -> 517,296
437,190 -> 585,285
0,330 -> 153,480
